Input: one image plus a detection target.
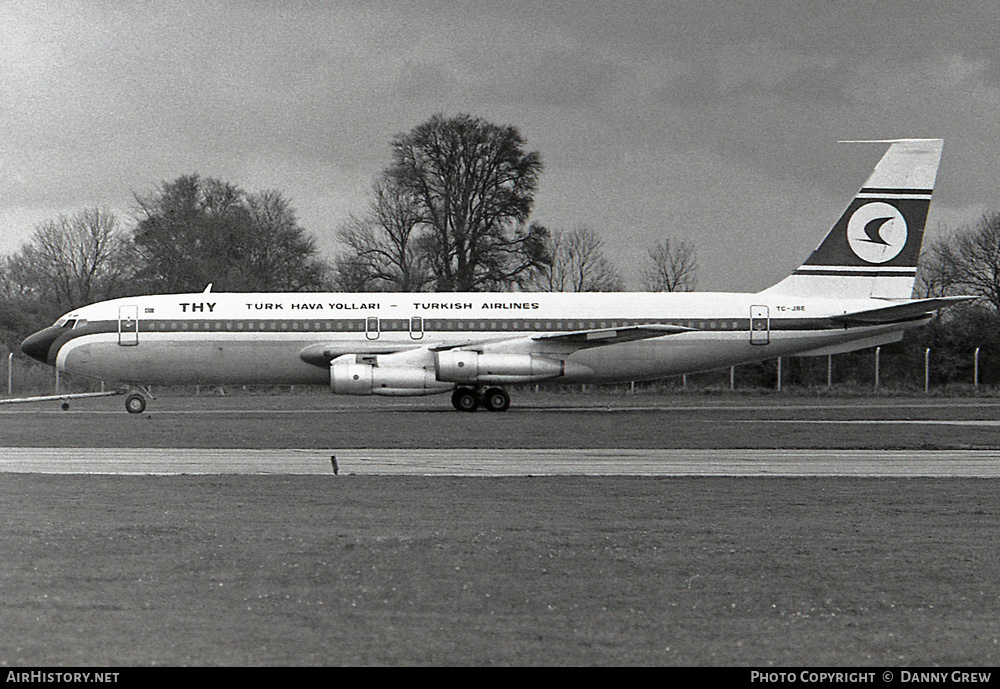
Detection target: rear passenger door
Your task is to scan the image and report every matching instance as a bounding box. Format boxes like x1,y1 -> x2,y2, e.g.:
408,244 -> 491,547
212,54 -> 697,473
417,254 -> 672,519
749,305 -> 769,345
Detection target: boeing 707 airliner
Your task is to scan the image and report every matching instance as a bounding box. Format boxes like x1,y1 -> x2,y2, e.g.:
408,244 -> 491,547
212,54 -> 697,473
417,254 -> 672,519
20,139 -> 967,412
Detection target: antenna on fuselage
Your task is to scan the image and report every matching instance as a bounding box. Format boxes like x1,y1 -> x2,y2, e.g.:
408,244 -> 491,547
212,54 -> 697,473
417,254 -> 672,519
203,284 -> 213,293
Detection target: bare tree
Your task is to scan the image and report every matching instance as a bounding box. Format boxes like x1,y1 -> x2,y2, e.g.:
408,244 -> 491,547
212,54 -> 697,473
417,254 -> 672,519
915,230 -> 962,299
0,208 -> 135,308
330,254 -> 381,292
335,174 -> 432,292
0,253 -> 38,301
133,175 -> 327,292
527,226 -> 624,292
930,212 -> 1000,310
387,113 -> 547,291
640,237 -> 697,292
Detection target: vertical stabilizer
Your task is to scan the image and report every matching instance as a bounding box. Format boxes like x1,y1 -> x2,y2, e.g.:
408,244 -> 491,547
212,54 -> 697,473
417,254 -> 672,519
761,139 -> 943,299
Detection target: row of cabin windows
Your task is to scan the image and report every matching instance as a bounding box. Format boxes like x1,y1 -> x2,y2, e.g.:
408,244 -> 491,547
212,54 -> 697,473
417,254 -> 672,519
138,319 -> 751,332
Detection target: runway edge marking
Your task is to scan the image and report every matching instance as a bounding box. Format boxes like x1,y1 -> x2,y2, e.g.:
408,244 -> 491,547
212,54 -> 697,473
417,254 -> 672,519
2,448 -> 1000,477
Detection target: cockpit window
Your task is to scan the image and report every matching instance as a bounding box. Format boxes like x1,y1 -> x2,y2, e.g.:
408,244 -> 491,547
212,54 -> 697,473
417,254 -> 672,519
74,319 -> 87,329
63,320 -> 76,329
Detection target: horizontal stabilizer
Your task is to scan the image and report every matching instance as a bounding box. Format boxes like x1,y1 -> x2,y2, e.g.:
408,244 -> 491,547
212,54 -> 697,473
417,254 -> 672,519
830,296 -> 973,326
534,323 -> 694,347
795,331 -> 904,357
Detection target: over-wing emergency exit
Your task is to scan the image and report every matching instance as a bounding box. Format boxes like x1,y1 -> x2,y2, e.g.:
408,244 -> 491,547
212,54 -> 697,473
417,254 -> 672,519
21,139 -> 968,412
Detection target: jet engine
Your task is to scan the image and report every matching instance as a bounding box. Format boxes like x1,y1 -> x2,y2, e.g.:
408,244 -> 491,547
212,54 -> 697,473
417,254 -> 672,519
330,355 -> 453,396
434,351 -> 564,384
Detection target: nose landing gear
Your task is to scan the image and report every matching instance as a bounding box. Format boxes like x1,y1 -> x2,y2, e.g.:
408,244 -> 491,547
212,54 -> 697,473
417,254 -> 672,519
123,386 -> 154,414
125,393 -> 147,414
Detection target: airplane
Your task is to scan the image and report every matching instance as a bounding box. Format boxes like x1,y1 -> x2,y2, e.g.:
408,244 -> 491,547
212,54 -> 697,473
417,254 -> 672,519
19,138 -> 968,413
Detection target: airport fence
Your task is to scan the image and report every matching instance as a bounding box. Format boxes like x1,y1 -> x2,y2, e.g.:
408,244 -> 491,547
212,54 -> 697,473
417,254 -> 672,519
3,342 -> 1000,399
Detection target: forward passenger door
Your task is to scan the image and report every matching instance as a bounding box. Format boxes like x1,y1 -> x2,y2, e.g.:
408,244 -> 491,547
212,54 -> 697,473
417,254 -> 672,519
118,305 -> 139,346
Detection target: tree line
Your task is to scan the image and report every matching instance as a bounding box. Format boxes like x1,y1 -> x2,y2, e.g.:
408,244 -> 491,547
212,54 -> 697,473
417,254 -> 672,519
0,113 -> 697,353
11,112 -> 1000,390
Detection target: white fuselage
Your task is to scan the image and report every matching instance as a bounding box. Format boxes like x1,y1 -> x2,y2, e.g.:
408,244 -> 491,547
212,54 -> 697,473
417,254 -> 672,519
48,291 -> 916,391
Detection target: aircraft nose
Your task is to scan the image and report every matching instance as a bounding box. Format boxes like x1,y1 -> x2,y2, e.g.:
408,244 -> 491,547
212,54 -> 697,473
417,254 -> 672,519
20,326 -> 61,365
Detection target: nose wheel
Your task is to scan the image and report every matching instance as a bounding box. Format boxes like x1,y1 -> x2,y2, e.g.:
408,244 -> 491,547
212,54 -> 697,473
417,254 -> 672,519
121,385 -> 155,414
451,387 -> 511,412
125,393 -> 147,414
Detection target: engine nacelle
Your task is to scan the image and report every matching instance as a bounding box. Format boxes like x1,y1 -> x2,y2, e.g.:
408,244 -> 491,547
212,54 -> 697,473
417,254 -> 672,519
434,351 -> 564,384
330,355 -> 453,396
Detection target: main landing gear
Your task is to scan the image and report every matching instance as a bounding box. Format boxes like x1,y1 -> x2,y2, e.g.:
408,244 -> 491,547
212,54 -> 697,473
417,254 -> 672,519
451,386 -> 511,412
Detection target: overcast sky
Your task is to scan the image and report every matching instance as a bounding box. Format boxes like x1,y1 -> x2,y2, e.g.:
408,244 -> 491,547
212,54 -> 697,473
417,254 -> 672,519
3,0 -> 999,291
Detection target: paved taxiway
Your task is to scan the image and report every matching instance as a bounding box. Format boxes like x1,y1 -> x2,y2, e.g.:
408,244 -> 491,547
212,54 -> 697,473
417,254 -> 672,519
3,447 -> 1000,477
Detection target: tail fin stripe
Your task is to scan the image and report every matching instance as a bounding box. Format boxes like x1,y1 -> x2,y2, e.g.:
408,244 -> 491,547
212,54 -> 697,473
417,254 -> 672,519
793,268 -> 917,277
795,265 -> 917,273
795,264 -> 917,275
860,187 -> 933,195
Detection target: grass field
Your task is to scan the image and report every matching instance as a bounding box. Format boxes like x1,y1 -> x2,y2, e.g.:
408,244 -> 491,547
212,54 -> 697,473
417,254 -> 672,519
2,393 -> 1000,666
3,475 -> 999,666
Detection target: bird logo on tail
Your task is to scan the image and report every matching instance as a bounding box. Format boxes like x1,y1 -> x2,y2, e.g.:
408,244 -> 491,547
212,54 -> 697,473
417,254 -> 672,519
846,201 -> 907,264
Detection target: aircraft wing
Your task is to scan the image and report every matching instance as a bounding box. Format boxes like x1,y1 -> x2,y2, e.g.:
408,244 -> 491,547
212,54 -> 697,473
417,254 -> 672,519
299,324 -> 694,366
532,323 -> 695,348
424,323 -> 695,352
830,296 -> 974,326
299,342 -> 426,366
